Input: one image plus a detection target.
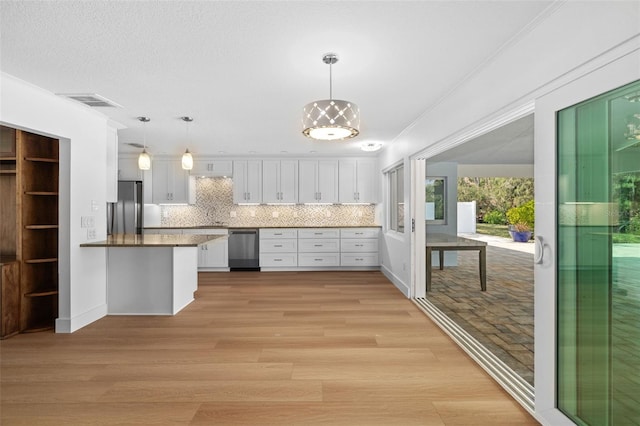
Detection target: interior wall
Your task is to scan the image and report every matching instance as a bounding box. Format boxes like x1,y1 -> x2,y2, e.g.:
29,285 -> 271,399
377,1 -> 640,296
0,72 -> 110,332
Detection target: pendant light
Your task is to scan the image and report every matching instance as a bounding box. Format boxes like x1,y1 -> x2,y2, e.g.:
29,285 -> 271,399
181,116 -> 194,170
302,53 -> 360,141
137,116 -> 151,170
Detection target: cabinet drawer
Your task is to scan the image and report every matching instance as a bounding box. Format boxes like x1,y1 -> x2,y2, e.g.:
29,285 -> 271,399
260,229 -> 297,239
340,253 -> 379,266
260,239 -> 297,252
298,253 -> 340,267
260,253 -> 298,267
298,228 -> 340,239
298,239 -> 340,253
341,228 -> 380,239
340,239 -> 379,253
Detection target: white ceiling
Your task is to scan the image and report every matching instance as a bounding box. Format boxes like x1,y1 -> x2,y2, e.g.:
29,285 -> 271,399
0,1 -> 552,158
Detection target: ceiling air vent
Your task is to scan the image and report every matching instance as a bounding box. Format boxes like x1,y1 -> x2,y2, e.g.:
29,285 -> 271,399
56,93 -> 122,108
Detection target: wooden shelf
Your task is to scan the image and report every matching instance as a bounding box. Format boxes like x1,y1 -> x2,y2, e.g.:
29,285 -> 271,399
24,157 -> 59,163
24,290 -> 58,298
24,191 -> 58,196
0,156 -> 17,161
24,225 -> 58,230
24,258 -> 58,264
0,170 -> 17,174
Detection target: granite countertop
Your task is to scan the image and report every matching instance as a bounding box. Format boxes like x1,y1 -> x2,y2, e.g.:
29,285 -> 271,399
80,234 -> 226,248
144,225 -> 381,229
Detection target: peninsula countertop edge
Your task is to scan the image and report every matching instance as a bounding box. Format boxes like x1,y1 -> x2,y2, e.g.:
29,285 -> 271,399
80,234 -> 227,248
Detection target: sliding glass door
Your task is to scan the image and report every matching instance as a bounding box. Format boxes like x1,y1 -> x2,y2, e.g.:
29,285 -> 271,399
556,79 -> 640,426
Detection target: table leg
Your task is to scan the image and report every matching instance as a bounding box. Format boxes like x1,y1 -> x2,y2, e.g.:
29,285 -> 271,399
426,247 -> 432,292
439,249 -> 444,270
479,246 -> 487,291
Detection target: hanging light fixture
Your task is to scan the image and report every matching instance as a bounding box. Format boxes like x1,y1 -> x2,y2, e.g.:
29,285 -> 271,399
302,53 -> 360,141
180,116 -> 194,170
137,116 -> 151,170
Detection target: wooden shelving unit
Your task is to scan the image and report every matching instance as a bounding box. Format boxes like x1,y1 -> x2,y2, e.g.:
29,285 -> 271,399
0,125 -> 59,337
18,130 -> 59,333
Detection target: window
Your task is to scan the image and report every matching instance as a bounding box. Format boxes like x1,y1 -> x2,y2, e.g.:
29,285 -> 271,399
425,177 -> 446,224
387,164 -> 404,232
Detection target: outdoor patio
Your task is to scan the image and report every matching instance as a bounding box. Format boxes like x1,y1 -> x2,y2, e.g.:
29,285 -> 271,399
424,235 -> 535,385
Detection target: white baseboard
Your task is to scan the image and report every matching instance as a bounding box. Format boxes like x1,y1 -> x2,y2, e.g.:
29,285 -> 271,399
55,303 -> 107,333
381,264 -> 410,297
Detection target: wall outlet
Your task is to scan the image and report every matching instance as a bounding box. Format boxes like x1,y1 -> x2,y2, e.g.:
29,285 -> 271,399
91,200 -> 99,211
272,211 -> 279,218
162,210 -> 169,218
87,228 -> 96,240
357,211 -> 363,218
293,211 -> 298,218
230,211 -> 237,218
250,210 -> 256,217
325,211 -> 331,217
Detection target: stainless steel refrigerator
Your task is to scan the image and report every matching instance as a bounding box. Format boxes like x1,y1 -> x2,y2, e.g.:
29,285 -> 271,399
107,181 -> 143,235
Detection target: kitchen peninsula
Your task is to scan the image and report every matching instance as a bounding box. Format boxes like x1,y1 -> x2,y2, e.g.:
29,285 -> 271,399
81,234 -> 226,315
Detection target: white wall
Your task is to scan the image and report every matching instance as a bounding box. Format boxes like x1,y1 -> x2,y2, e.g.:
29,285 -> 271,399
1,73 -> 110,332
377,1 -> 640,296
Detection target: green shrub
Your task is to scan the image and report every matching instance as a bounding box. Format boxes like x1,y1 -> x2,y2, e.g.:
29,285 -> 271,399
483,210 -> 506,225
506,200 -> 535,229
629,214 -> 640,234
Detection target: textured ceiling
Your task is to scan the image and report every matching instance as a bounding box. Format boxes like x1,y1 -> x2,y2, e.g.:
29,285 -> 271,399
0,1 -> 551,157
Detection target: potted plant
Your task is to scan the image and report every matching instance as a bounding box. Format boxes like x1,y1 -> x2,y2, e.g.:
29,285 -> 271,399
506,200 -> 534,242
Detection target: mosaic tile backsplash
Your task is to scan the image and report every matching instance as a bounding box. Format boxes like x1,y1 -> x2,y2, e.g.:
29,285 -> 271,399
160,177 -> 378,227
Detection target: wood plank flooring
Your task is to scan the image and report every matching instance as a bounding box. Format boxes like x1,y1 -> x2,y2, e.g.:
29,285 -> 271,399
0,271 -> 538,425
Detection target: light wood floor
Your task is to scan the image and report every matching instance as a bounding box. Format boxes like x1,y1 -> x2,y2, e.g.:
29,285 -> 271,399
0,271 -> 538,425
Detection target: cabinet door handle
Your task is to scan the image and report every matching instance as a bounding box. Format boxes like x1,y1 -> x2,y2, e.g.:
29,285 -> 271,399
274,258 -> 282,262
314,244 -> 322,247
274,244 -> 283,247
314,258 -> 323,261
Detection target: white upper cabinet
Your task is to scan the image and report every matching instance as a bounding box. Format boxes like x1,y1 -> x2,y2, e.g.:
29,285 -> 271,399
151,158 -> 195,204
190,159 -> 233,177
298,159 -> 338,203
338,158 -> 377,203
232,160 -> 262,204
262,159 -> 298,203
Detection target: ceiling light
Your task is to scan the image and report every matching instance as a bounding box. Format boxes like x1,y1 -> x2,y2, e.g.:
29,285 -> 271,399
360,142 -> 383,152
181,116 -> 194,170
302,53 -> 360,141
137,117 -> 151,170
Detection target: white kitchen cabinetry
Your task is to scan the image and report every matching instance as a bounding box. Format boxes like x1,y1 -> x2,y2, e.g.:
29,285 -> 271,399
233,160 -> 262,204
152,158 -> 195,204
118,155 -> 153,203
144,228 -> 228,270
260,228 -> 298,268
298,159 -> 338,203
340,228 -> 380,266
297,228 -> 340,267
338,158 -> 377,203
190,159 -> 233,177
262,160 -> 298,203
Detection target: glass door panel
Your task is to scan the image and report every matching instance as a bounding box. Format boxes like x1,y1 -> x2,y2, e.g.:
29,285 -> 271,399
557,79 -> 640,426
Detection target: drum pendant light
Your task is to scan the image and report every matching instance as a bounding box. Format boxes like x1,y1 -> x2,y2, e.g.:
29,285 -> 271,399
302,53 -> 360,141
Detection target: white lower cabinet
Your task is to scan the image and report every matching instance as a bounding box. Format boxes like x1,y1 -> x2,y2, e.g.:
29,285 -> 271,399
340,227 -> 380,267
260,228 -> 298,268
144,228 -> 228,270
259,227 -> 379,270
298,228 -> 340,267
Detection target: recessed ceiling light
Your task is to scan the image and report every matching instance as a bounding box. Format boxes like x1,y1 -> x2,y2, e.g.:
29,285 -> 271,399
360,142 -> 383,152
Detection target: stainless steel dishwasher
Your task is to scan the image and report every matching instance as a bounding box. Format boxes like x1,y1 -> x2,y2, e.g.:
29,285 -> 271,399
227,229 -> 260,271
